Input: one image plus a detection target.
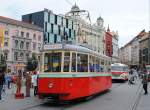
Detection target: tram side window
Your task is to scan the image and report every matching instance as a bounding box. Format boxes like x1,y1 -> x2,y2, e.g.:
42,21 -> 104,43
77,54 -> 88,72
101,60 -> 104,72
44,52 -> 61,72
64,52 -> 70,72
89,56 -> 95,72
95,57 -> 100,72
72,53 -> 76,72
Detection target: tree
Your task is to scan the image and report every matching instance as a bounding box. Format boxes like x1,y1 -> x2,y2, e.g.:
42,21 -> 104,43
26,54 -> 38,71
0,54 -> 7,72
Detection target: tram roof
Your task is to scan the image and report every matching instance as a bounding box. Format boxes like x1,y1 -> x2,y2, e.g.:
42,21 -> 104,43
43,44 -> 111,60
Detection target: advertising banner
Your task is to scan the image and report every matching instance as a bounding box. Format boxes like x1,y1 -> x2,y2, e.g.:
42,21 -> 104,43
0,26 -> 4,48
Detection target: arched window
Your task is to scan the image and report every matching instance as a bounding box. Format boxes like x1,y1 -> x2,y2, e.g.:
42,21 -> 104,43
20,41 -> 24,49
20,53 -> 24,60
33,34 -> 36,40
15,40 -> 18,48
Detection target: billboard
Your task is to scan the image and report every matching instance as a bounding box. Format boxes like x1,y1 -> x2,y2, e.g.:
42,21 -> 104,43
0,26 -> 4,48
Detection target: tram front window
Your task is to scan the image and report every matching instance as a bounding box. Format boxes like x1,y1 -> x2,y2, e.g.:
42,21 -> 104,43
44,52 -> 61,72
111,66 -> 124,72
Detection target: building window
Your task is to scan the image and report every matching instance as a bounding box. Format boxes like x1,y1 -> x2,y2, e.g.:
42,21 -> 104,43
15,40 -> 18,48
38,35 -> 41,41
20,41 -> 24,49
5,31 -> 9,35
20,53 -> 24,60
33,43 -> 36,50
54,34 -> 57,43
58,25 -> 61,35
33,34 -> 36,40
38,43 -> 41,51
51,24 -> 53,33
21,31 -> 24,37
66,19 -> 68,28
48,33 -> 49,43
14,52 -> 18,61
4,53 -> 8,60
45,22 -> 47,32
69,29 -> 71,38
4,41 -> 8,47
26,32 -> 29,38
48,12 -> 50,22
26,42 -> 30,50
26,53 -> 29,60
61,17 -> 63,26
55,15 -> 57,24
72,21 -> 73,29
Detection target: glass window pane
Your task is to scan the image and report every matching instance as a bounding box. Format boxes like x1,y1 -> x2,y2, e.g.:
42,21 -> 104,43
64,52 -> 70,72
77,53 -> 88,72
44,52 -> 61,72
72,53 -> 76,72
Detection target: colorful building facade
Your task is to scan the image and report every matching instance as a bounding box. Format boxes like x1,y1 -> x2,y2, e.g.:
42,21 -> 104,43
0,16 -> 43,73
105,27 -> 113,57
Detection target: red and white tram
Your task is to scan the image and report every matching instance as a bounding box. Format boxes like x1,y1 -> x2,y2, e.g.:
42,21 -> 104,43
111,63 -> 129,81
38,44 -> 112,101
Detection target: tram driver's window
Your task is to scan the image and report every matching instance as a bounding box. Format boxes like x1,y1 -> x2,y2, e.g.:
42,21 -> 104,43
51,52 -> 61,72
64,52 -> 70,72
44,52 -> 61,72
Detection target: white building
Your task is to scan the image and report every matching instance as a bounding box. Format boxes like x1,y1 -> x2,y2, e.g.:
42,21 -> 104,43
119,43 -> 132,65
131,37 -> 139,67
66,4 -> 106,55
112,32 -> 119,63
0,16 -> 43,73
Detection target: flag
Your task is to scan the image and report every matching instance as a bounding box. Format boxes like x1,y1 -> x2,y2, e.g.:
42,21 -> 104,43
0,26 -> 4,48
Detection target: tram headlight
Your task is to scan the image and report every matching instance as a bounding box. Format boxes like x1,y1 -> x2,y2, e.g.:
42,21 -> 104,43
48,83 -> 54,88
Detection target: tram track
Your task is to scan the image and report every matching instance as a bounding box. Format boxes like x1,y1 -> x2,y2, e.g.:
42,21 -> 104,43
19,82 -> 125,110
129,83 -> 142,110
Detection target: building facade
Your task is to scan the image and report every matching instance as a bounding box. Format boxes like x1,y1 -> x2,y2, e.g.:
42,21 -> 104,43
66,4 -> 105,54
105,27 -> 113,57
0,16 -> 43,73
22,9 -> 76,45
139,31 -> 150,69
112,32 -> 119,63
22,5 -> 106,55
119,43 -> 132,65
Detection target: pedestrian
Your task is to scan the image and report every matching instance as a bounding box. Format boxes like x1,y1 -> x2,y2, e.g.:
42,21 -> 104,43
0,72 -> 5,100
32,71 -> 38,96
142,69 -> 149,95
128,69 -> 134,84
25,72 -> 31,97
6,74 -> 12,89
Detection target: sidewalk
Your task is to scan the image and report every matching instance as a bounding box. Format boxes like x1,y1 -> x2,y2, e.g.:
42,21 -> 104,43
136,83 -> 150,110
0,85 -> 44,110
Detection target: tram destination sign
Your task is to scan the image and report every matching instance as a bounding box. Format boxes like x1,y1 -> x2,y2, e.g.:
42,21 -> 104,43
44,44 -> 63,50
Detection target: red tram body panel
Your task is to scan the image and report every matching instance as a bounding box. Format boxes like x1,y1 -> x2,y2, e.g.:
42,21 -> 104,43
38,73 -> 111,101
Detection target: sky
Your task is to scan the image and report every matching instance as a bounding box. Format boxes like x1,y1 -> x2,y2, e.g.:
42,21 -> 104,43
0,0 -> 149,47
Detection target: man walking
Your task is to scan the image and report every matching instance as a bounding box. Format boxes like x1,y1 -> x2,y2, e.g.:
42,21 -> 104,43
142,69 -> 149,95
0,72 -> 5,100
